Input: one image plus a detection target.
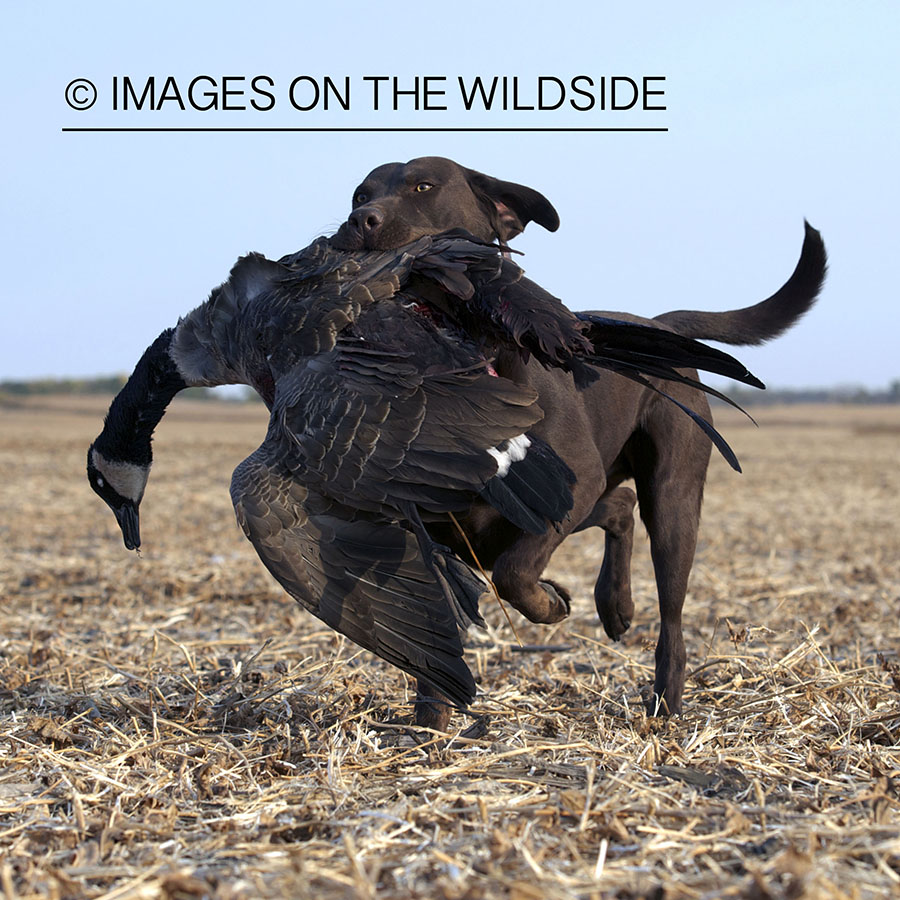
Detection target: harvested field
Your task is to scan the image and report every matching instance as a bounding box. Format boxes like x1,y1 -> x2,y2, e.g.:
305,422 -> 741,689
1,396 -> 898,899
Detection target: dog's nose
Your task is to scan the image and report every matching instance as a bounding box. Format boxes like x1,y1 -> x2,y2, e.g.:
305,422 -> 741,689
348,206 -> 384,238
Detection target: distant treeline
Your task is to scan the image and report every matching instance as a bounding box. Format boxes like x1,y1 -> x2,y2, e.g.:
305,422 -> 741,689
2,376 -> 899,406
1,376 -> 129,395
0,376 -> 258,402
713,381 -> 900,407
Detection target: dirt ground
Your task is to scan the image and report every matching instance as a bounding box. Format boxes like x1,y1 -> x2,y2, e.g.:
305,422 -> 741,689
1,396 -> 898,899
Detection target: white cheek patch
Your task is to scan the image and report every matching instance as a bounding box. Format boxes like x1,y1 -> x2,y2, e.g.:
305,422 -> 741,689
487,433 -> 531,477
91,449 -> 150,503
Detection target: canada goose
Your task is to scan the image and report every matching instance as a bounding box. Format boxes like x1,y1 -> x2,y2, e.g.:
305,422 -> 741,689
88,232 -> 762,715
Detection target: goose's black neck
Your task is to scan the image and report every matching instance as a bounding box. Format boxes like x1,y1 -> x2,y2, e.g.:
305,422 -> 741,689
94,328 -> 187,466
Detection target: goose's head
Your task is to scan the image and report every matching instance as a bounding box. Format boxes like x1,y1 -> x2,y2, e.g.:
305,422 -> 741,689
87,445 -> 148,551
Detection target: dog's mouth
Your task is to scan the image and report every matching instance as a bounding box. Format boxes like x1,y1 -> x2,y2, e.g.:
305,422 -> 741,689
330,229 -> 390,251
331,220 -> 427,252
329,225 -> 364,251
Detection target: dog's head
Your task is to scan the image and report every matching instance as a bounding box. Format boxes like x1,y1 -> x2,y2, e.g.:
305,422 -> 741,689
331,156 -> 560,250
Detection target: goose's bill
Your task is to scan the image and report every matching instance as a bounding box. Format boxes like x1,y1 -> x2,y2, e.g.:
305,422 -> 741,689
114,503 -> 141,551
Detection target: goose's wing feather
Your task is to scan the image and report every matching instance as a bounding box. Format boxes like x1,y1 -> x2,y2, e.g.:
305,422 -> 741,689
409,235 -> 593,365
230,452 -> 478,707
576,313 -> 764,388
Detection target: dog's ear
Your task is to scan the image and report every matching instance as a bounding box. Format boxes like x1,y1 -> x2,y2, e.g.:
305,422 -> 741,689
465,169 -> 560,241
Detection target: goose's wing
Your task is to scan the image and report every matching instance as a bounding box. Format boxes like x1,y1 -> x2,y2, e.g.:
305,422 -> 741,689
230,452 -> 479,707
406,234 -> 764,393
276,325 -> 573,529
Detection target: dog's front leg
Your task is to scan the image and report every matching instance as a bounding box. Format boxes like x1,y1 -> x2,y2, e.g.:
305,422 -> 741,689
590,487 -> 638,640
572,486 -> 638,639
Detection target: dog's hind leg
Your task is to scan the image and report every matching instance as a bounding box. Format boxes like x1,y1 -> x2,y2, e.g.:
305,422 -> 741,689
644,514 -> 695,716
576,487 -> 638,640
631,422 -> 711,716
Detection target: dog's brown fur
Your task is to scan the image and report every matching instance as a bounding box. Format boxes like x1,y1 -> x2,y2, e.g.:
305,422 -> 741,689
333,157 -> 827,730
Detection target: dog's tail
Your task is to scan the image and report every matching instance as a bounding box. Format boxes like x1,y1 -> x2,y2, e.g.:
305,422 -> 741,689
653,222 -> 827,346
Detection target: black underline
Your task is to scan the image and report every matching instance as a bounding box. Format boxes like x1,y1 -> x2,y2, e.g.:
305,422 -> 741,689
61,126 -> 668,133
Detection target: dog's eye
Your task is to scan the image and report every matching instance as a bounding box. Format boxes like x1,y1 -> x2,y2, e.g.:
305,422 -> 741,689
354,192 -> 367,205
415,182 -> 433,193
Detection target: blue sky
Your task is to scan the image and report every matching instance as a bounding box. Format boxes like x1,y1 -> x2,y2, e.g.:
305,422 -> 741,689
2,1 -> 897,388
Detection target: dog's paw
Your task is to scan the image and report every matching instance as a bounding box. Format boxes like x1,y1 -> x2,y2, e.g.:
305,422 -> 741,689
596,599 -> 633,642
538,579 -> 571,623
601,610 -> 632,642
641,685 -> 682,717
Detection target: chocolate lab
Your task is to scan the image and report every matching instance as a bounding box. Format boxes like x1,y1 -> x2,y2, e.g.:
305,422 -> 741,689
332,156 -> 827,728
